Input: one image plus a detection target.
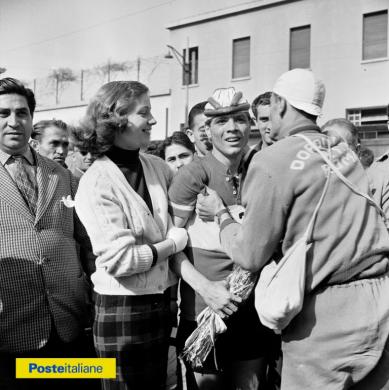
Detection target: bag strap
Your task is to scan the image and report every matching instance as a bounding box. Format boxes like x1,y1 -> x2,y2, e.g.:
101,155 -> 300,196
295,133 -> 385,220
303,165 -> 331,242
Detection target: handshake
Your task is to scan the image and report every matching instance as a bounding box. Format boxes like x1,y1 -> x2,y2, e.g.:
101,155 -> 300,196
167,227 -> 188,253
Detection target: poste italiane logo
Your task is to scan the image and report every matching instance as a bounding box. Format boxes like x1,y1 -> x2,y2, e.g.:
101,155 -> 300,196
16,358 -> 116,379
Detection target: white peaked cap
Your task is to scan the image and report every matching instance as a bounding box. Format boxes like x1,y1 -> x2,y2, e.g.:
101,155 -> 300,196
272,69 -> 326,116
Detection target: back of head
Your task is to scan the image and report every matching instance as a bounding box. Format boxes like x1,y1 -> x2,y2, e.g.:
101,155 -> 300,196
322,118 -> 359,151
272,69 -> 325,118
0,77 -> 36,115
32,119 -> 68,141
251,91 -> 271,118
75,81 -> 149,157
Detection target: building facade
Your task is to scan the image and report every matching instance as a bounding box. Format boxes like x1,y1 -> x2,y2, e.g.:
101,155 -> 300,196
166,0 -> 389,155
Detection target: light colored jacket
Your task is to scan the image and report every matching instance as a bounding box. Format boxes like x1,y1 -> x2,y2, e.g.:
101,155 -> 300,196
75,153 -> 177,295
222,127 -> 389,291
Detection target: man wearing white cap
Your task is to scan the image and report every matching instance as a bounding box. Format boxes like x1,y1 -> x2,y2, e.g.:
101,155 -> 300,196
200,69 -> 389,389
169,87 -> 276,389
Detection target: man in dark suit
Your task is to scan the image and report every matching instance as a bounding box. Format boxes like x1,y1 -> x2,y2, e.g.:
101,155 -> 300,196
0,77 -> 95,389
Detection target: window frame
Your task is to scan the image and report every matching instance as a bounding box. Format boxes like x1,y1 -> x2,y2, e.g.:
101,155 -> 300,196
346,106 -> 389,140
289,25 -> 311,70
362,10 -> 388,61
232,36 -> 251,80
182,46 -> 199,86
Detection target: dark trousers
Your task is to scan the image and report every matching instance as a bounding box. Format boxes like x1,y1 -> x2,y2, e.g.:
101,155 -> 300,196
0,326 -> 100,390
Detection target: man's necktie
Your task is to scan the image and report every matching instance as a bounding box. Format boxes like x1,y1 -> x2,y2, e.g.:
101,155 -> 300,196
12,155 -> 38,215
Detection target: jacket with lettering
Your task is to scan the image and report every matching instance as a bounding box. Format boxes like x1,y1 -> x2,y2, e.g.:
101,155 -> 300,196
221,125 -> 389,292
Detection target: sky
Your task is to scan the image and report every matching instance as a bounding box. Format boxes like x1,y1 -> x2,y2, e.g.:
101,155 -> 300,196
0,0 -> 256,81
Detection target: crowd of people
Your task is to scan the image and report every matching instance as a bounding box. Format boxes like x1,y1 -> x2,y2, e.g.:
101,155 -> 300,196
0,68 -> 389,390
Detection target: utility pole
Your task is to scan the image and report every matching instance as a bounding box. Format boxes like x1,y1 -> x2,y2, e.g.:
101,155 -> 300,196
80,69 -> 84,101
185,37 -> 190,128
136,57 -> 141,81
165,41 -> 191,128
55,75 -> 59,105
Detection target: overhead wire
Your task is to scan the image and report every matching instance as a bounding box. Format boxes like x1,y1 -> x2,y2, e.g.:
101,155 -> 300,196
3,0 -> 175,53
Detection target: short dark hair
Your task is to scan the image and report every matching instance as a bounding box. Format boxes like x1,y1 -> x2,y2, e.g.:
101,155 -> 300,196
32,119 -> 68,141
72,81 -> 149,158
188,101 -> 207,130
251,91 -> 271,118
0,77 -> 36,115
160,131 -> 195,160
144,140 -> 165,157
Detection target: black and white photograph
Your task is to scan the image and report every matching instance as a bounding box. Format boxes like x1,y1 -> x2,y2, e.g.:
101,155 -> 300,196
0,0 -> 389,389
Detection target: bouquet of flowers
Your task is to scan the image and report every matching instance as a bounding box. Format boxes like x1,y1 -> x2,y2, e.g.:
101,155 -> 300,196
181,265 -> 258,369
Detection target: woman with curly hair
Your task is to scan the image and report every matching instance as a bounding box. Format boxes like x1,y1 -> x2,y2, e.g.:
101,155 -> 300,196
74,81 -> 188,390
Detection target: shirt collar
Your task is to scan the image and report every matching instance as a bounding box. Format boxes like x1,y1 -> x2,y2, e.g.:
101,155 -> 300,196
205,151 -> 246,176
288,124 -> 321,136
0,146 -> 36,166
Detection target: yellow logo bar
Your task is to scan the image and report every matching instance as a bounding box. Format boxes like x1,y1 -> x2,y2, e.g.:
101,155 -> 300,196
16,358 -> 116,379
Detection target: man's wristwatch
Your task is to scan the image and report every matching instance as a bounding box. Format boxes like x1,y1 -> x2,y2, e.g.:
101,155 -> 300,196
215,208 -> 231,225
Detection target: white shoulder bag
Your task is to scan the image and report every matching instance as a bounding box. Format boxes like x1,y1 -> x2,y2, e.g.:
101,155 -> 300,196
255,158 -> 330,332
255,133 -> 385,333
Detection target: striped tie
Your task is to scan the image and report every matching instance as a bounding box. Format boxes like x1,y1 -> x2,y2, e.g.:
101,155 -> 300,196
12,155 -> 38,215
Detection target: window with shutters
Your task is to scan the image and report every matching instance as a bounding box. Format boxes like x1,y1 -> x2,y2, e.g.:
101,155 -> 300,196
363,10 -> 388,60
232,37 -> 250,79
289,25 -> 311,69
182,47 -> 198,86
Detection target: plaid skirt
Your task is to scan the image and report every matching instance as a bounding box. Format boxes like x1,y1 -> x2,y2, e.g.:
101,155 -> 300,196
94,291 -> 171,390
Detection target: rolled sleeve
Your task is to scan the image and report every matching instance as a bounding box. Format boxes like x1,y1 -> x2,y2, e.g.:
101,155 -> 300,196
168,160 -> 207,219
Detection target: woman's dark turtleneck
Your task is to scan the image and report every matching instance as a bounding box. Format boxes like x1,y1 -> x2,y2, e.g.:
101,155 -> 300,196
106,145 -> 153,215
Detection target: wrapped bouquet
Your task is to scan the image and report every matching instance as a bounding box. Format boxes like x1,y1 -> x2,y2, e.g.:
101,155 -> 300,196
181,265 -> 258,369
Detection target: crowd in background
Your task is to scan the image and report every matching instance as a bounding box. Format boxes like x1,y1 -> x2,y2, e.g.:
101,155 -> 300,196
0,68 -> 389,390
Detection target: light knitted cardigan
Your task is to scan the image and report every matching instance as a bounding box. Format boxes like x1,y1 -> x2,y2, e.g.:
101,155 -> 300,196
75,153 -> 177,295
